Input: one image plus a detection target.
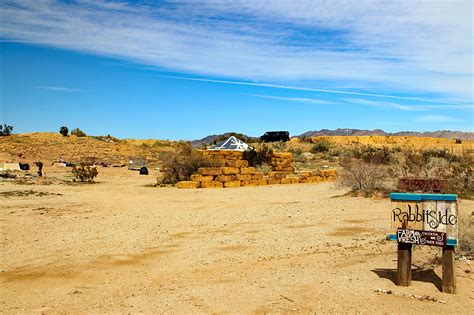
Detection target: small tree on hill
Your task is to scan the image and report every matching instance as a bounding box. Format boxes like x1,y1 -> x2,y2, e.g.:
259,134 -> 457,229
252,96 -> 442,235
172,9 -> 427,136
0,124 -> 13,136
59,126 -> 69,136
71,128 -> 86,137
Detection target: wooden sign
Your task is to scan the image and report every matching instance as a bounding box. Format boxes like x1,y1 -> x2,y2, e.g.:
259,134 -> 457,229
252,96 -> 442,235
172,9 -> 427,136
389,192 -> 458,294
390,193 -> 458,246
397,178 -> 447,193
397,229 -> 446,247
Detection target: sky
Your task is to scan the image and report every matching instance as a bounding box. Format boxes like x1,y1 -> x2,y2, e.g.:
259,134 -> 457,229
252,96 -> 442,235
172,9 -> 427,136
0,0 -> 473,140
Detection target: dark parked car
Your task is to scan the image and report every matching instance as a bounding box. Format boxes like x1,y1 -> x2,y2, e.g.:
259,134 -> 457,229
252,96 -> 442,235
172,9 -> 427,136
260,131 -> 290,142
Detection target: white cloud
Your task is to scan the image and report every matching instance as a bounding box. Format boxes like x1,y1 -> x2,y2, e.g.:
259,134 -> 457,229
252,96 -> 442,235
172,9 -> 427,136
246,94 -> 334,105
345,98 -> 473,112
1,0 -> 472,102
416,115 -> 459,123
33,85 -> 86,92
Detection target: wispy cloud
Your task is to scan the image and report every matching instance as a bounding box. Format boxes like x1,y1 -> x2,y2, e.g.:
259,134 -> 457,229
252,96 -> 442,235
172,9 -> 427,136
345,98 -> 473,112
416,115 -> 459,123
247,94 -> 334,105
33,85 -> 86,92
153,75 -> 461,104
1,0 -> 472,102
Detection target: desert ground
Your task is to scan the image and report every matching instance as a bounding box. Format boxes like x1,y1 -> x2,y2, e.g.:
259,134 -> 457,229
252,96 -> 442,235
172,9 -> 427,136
1,166 -> 473,314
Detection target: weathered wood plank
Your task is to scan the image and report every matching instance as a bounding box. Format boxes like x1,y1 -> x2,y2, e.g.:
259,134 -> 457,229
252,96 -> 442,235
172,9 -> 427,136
442,246 -> 456,294
397,243 -> 412,286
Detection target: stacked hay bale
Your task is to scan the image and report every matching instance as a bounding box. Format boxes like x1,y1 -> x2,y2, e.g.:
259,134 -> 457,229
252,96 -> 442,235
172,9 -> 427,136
176,150 -> 337,188
296,169 -> 337,183
177,165 -> 268,188
268,152 -> 295,172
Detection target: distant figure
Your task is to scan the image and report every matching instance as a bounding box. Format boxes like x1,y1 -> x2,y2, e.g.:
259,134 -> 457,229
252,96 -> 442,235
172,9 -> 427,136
139,167 -> 149,175
35,161 -> 43,177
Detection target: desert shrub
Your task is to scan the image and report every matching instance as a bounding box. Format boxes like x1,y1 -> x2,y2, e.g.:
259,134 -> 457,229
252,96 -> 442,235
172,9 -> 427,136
213,132 -> 256,144
72,165 -> 98,182
0,124 -> 13,136
310,139 -> 332,153
272,141 -> 287,151
338,159 -> 392,195
243,145 -> 273,167
256,163 -> 272,175
348,145 -> 393,164
160,143 -> 218,184
288,148 -> 307,163
59,126 -> 69,136
458,211 -> 473,256
71,128 -> 87,137
422,148 -> 458,162
447,159 -> 474,198
93,135 -> 121,143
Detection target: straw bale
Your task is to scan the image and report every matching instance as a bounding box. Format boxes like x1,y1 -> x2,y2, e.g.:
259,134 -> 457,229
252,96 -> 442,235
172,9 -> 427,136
222,167 -> 240,175
225,160 -> 249,168
190,174 -> 214,182
177,181 -> 201,189
216,175 -> 237,182
236,174 -> 252,180
224,180 -> 241,188
198,167 -> 222,176
240,167 -> 257,174
201,181 -> 223,188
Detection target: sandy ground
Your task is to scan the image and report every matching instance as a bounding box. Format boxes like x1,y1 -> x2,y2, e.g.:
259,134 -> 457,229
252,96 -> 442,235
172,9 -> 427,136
1,167 -> 473,314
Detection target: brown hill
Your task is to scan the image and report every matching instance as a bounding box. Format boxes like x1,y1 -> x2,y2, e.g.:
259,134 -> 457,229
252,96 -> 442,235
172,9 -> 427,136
0,132 -> 177,166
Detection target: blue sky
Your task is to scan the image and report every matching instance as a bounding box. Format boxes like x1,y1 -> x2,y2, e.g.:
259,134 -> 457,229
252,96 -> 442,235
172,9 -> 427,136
0,0 -> 472,140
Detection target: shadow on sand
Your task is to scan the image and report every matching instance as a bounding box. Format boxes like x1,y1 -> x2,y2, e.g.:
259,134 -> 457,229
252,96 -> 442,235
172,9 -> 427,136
371,266 -> 442,291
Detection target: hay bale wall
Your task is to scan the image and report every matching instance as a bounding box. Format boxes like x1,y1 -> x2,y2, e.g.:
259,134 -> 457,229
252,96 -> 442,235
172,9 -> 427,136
176,150 -> 337,188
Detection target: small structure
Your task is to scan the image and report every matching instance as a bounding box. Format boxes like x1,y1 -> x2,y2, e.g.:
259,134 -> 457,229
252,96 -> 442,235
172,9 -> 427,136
0,163 -> 21,171
128,157 -> 146,170
139,167 -> 149,175
208,136 -> 252,151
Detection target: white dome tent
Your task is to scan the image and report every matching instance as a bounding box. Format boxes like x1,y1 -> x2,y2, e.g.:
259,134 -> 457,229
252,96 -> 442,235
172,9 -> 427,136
208,136 -> 252,151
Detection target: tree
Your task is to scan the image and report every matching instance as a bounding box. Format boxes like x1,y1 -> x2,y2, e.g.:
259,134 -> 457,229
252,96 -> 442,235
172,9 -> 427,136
71,128 -> 86,137
59,126 -> 69,136
0,124 -> 13,136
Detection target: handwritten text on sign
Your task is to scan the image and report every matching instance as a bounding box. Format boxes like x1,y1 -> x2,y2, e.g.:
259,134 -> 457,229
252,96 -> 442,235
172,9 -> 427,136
390,193 -> 458,246
397,229 -> 446,247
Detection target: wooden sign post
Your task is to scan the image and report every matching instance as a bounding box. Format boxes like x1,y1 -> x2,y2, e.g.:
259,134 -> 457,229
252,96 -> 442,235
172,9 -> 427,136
389,192 -> 458,293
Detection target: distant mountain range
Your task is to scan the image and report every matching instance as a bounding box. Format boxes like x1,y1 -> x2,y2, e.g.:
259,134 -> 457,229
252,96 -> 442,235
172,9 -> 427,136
192,129 -> 473,146
298,129 -> 474,140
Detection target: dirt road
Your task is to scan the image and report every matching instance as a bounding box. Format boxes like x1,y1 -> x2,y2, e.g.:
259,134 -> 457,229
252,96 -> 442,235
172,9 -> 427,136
1,168 -> 472,313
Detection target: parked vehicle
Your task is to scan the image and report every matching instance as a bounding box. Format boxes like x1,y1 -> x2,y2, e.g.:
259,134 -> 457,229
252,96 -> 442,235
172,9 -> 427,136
260,131 -> 290,142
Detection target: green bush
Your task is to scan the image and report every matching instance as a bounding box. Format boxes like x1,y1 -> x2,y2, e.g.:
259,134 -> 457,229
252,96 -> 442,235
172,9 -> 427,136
310,139 -> 332,153
59,126 -> 69,136
160,143 -> 218,184
71,128 -> 87,137
72,165 -> 98,182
